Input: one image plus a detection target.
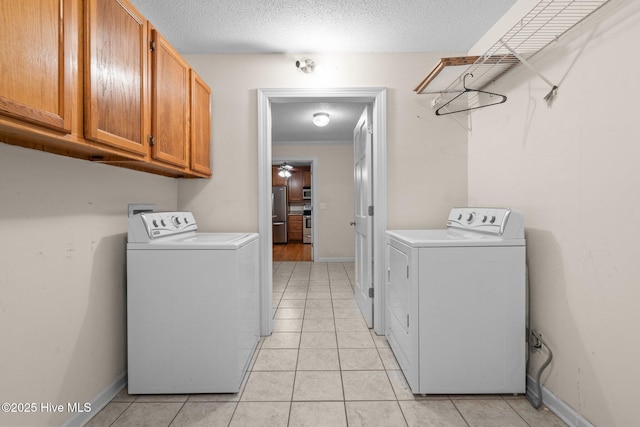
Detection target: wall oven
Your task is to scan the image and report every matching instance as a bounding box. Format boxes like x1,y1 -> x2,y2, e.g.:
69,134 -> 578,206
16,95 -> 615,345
303,188 -> 311,200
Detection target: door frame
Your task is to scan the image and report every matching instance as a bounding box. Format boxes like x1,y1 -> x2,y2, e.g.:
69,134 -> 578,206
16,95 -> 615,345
257,87 -> 387,336
272,155 -> 318,262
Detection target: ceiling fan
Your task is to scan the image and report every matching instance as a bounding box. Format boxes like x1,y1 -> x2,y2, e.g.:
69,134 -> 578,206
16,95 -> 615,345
277,162 -> 293,177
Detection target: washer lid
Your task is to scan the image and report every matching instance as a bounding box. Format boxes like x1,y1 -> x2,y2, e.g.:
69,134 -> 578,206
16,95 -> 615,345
386,229 -> 525,247
128,232 -> 259,250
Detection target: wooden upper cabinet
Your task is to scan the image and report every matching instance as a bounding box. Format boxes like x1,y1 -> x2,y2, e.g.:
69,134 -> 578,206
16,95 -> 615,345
84,0 -> 148,157
189,70 -> 212,176
150,28 -> 189,168
272,167 -> 287,186
0,0 -> 212,178
288,170 -> 303,202
303,169 -> 311,187
0,0 -> 73,133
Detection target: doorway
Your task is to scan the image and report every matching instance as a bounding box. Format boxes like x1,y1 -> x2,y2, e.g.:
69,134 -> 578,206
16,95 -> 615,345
271,158 -> 315,262
257,88 -> 388,337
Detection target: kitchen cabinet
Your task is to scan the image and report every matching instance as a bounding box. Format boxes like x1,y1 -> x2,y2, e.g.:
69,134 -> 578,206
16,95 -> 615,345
0,0 -> 212,178
189,71 -> 212,176
84,0 -> 149,157
272,166 -> 287,186
303,169 -> 311,188
0,0 -> 73,134
288,216 -> 303,242
288,170 -> 303,202
288,166 -> 311,201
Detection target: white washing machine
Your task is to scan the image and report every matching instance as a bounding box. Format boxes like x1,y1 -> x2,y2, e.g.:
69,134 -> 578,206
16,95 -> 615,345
127,211 -> 259,394
386,207 -> 526,394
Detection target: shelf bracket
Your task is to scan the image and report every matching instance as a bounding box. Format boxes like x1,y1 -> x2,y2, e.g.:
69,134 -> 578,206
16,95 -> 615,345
499,40 -> 559,106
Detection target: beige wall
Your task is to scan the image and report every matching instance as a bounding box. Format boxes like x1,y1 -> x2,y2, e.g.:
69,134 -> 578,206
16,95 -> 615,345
273,143 -> 355,260
178,52 -> 468,232
467,1 -> 640,426
0,144 -> 177,426
0,52 -> 468,425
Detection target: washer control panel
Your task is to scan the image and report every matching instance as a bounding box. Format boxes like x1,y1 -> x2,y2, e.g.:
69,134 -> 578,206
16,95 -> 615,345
128,212 -> 198,242
446,207 -> 524,238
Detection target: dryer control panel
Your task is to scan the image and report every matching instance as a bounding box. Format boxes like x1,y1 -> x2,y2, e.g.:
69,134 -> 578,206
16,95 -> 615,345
128,212 -> 198,242
447,207 -> 524,238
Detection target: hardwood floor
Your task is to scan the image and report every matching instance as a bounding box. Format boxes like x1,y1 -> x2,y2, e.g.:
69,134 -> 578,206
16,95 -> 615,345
273,242 -> 312,262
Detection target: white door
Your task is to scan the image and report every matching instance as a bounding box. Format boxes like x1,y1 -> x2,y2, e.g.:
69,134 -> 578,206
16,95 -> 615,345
353,106 -> 373,327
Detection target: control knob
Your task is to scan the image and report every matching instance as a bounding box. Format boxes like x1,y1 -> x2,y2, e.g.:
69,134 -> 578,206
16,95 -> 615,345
490,216 -> 496,224
466,213 -> 474,223
172,216 -> 181,227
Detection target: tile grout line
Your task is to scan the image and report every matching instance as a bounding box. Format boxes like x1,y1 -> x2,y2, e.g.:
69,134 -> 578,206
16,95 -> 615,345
503,398 -> 533,427
329,263 -> 348,408
286,262 -> 304,427
107,400 -> 134,427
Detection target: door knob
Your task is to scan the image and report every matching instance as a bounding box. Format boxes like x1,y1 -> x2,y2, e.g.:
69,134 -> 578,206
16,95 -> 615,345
350,221 -> 356,226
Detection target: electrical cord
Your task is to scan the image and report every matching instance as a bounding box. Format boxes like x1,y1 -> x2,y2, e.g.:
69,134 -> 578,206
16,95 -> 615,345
526,330 -> 553,409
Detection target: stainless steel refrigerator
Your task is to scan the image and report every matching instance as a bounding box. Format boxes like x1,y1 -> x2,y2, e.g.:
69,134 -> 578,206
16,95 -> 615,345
272,186 -> 288,243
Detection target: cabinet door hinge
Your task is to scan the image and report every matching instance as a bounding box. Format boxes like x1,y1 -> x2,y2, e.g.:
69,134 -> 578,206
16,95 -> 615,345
406,265 -> 409,278
368,287 -> 374,298
368,205 -> 374,216
148,135 -> 155,146
407,314 -> 410,327
150,41 -> 156,51
367,124 -> 373,134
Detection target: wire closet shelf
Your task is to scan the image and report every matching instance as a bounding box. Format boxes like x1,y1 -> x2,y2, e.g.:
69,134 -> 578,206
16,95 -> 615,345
418,0 -> 612,113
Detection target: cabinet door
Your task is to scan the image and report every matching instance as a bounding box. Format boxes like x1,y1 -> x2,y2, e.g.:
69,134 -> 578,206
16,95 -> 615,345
288,217 -> 303,241
0,0 -> 72,133
303,169 -> 311,187
150,29 -> 189,168
272,167 -> 287,186
84,0 -> 148,156
288,170 -> 303,201
189,70 -> 212,175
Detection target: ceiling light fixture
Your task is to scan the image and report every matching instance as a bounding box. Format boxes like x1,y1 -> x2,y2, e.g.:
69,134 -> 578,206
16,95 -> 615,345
278,163 -> 293,178
312,112 -> 330,127
295,58 -> 315,73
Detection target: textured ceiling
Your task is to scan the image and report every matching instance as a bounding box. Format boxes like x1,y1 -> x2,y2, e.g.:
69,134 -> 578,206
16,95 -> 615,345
129,0 -> 517,54
127,0 -> 518,143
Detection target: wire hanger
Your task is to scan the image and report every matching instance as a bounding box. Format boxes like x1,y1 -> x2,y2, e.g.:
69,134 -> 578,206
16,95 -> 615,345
435,73 -> 507,116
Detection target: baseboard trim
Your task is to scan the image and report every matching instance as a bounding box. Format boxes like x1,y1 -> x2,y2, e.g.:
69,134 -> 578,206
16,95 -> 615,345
527,374 -> 594,427
315,257 -> 355,263
61,373 -> 127,427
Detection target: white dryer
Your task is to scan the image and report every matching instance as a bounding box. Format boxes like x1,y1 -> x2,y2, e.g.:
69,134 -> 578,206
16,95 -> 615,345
127,212 -> 259,394
386,207 -> 526,394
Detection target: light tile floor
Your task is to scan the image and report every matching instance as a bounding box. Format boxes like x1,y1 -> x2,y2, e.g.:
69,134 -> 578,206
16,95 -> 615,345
87,261 -> 567,427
